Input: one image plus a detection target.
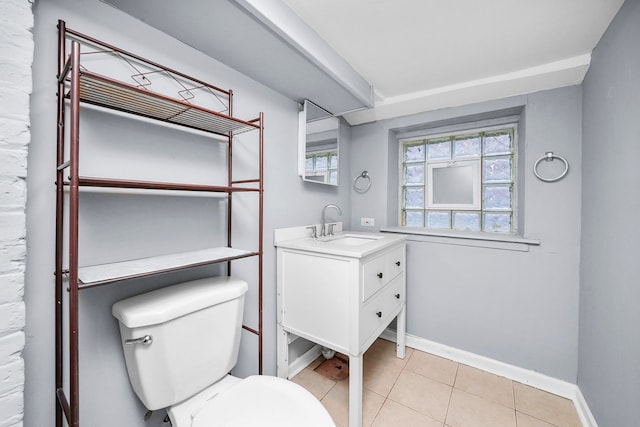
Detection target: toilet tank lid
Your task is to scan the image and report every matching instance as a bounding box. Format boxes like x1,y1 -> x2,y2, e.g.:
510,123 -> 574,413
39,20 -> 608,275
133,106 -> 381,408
112,276 -> 248,328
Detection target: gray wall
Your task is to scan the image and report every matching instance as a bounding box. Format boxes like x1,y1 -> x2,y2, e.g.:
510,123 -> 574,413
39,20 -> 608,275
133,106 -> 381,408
579,0 -> 640,425
350,86 -> 583,382
26,1 -> 350,426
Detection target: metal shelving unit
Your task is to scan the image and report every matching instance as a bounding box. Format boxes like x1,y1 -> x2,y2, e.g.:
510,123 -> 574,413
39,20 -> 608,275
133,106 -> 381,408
54,20 -> 264,427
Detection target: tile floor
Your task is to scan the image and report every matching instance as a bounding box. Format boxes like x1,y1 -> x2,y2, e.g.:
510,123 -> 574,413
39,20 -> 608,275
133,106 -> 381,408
291,339 -> 582,427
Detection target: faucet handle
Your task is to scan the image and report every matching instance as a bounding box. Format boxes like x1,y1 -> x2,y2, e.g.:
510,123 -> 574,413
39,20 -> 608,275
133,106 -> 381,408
306,225 -> 318,239
328,223 -> 336,236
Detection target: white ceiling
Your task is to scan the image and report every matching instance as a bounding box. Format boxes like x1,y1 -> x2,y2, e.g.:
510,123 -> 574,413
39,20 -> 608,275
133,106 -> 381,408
101,0 -> 376,115
102,0 -> 624,125
281,0 -> 624,124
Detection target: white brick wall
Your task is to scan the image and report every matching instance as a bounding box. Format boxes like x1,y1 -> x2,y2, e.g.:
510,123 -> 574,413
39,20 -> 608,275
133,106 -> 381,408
0,0 -> 33,426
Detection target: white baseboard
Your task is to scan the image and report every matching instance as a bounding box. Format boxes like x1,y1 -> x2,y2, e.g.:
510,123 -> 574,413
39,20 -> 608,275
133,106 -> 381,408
574,387 -> 599,427
380,329 -> 598,427
288,344 -> 322,379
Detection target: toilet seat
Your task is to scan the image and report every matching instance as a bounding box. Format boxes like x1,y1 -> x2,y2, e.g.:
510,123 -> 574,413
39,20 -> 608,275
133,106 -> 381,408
190,375 -> 334,427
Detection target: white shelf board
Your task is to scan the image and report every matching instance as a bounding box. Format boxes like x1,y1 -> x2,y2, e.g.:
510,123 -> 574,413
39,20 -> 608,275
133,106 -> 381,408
77,247 -> 255,287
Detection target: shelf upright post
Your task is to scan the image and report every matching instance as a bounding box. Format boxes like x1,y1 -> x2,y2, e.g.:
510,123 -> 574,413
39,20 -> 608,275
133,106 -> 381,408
67,40 -> 82,427
226,90 -> 233,277
258,112 -> 264,375
54,19 -> 66,427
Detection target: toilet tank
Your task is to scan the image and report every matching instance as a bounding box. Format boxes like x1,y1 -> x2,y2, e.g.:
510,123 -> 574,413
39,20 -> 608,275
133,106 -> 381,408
112,276 -> 248,410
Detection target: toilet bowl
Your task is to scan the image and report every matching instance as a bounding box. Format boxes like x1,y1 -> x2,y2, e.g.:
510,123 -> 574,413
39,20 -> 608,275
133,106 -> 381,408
167,375 -> 334,426
112,276 -> 334,426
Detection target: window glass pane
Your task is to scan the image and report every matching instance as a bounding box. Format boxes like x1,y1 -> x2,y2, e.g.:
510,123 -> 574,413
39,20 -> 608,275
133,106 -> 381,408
483,131 -> 512,156
483,156 -> 512,183
404,210 -> 424,227
453,134 -> 481,158
483,212 -> 512,232
426,211 -> 450,229
400,125 -> 516,233
305,156 -> 314,171
453,211 -> 481,231
315,155 -> 328,170
329,153 -> 338,169
405,143 -> 425,162
427,138 -> 451,160
404,164 -> 425,185
483,184 -> 512,210
329,171 -> 337,185
404,187 -> 424,209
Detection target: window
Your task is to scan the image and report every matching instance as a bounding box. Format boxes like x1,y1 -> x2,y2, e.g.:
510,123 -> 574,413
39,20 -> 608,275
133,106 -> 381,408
400,126 -> 516,233
305,150 -> 338,184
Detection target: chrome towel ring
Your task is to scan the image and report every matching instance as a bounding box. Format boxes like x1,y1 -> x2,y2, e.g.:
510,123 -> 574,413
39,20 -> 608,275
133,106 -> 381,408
353,170 -> 372,193
533,152 -> 569,182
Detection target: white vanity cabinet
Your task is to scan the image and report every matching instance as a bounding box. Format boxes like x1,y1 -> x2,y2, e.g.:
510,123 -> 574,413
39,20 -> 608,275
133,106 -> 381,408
275,229 -> 406,427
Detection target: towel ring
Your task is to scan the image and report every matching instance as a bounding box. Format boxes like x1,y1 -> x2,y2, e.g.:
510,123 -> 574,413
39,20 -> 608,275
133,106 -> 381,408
353,170 -> 372,193
533,152 -> 569,182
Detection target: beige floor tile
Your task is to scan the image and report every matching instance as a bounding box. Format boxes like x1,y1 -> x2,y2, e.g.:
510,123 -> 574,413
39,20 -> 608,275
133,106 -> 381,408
454,364 -> 514,408
365,338 -> 414,363
321,379 -> 386,427
292,341 -> 584,427
405,350 -> 459,386
372,399 -> 443,427
365,349 -> 411,373
514,382 -> 581,427
388,370 -> 452,422
363,353 -> 406,397
516,411 -> 559,427
445,389 -> 516,427
291,366 -> 337,400
365,338 -> 399,358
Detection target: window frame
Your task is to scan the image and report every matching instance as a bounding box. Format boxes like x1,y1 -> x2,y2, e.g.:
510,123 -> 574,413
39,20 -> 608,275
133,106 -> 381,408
426,159 -> 481,210
398,123 -> 518,234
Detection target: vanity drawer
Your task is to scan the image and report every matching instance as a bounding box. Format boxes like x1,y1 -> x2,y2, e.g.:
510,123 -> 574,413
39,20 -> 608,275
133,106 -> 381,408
387,246 -> 404,280
360,277 -> 404,346
362,253 -> 388,300
362,245 -> 405,301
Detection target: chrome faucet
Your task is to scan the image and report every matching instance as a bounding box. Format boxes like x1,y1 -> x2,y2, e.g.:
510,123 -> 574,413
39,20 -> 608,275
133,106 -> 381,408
321,204 -> 342,237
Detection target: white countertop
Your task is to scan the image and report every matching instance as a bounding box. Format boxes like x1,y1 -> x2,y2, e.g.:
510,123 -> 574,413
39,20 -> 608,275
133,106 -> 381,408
274,228 -> 406,258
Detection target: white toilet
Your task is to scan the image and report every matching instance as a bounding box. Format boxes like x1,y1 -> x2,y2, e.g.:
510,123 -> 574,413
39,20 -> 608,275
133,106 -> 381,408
112,276 -> 335,426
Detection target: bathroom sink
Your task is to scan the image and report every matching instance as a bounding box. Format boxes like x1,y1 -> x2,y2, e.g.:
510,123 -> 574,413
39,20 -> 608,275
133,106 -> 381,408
274,225 -> 405,258
323,234 -> 383,246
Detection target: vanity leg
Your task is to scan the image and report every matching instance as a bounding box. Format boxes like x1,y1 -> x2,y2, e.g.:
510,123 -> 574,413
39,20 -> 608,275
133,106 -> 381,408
276,324 -> 289,379
348,354 -> 363,427
396,307 -> 406,359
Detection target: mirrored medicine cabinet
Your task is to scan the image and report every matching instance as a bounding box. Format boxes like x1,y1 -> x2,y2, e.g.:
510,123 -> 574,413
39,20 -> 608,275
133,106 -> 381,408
298,100 -> 340,186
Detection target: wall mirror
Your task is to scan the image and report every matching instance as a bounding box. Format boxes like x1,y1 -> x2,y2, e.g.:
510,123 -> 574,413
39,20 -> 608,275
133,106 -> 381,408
298,100 -> 340,186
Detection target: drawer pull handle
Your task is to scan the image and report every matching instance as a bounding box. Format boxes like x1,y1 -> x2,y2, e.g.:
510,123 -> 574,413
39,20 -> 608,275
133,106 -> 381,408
395,293 -> 400,299
376,311 -> 382,318
377,272 -> 384,279
395,261 -> 401,266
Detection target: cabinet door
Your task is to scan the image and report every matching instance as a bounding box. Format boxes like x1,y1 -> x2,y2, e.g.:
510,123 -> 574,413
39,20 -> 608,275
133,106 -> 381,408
280,251 -> 351,348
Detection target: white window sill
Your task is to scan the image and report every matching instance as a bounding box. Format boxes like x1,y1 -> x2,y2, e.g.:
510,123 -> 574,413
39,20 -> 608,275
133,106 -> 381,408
380,226 -> 540,252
